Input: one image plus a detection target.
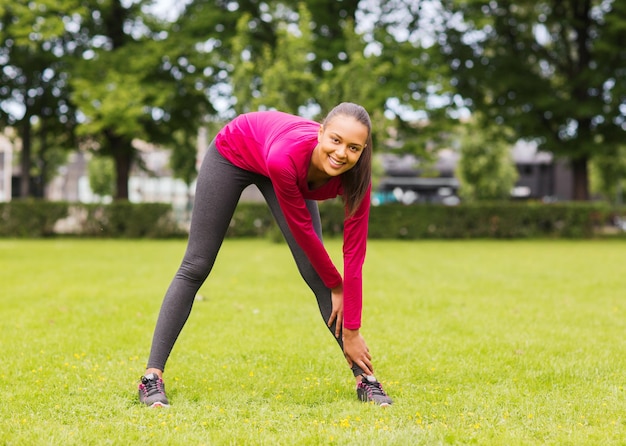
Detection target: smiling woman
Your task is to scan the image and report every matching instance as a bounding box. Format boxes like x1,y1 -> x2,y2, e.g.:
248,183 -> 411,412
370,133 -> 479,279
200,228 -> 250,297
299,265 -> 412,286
309,116 -> 366,183
309,112 -> 368,187
137,102 -> 393,408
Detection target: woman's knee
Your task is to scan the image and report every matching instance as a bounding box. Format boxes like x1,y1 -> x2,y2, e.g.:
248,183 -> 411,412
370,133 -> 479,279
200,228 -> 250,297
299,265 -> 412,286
176,254 -> 214,284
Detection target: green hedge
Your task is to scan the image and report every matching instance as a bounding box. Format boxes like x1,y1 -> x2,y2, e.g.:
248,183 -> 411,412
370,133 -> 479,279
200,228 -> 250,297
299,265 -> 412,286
0,201 -> 184,238
365,202 -> 610,239
78,202 -> 185,238
0,200 -> 69,237
234,201 -> 619,239
0,199 -> 622,239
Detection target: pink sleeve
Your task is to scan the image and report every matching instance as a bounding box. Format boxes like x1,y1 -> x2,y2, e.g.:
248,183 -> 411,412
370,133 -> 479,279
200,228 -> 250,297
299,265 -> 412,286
267,156 -> 343,290
341,185 -> 370,330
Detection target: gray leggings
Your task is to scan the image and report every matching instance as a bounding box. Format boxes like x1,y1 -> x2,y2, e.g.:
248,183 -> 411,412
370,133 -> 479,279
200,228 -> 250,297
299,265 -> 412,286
146,141 -> 364,377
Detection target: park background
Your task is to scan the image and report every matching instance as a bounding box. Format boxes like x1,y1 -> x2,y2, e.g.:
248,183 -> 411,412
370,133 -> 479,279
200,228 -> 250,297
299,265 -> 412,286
1,0 -> 625,216
1,1 -> 626,444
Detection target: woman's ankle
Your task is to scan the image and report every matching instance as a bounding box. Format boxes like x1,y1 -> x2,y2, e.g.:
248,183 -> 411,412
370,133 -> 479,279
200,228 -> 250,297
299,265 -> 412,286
145,368 -> 163,379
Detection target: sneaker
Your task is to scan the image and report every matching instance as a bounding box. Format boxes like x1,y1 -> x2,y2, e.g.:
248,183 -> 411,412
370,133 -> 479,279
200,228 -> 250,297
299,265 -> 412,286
138,373 -> 170,407
356,375 -> 393,406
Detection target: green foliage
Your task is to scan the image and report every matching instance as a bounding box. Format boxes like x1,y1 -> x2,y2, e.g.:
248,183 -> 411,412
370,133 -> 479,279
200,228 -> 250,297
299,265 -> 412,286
69,0 -> 213,199
590,144 -> 626,204
0,200 -> 68,237
3,0 -> 626,206
229,5 -> 318,115
254,5 -> 317,113
2,238 -> 626,444
428,0 -> 626,199
455,122 -> 519,201
316,19 -> 393,120
366,202 -> 611,239
79,201 -> 184,238
87,155 -> 115,199
224,2 -> 392,124
165,129 -> 198,187
0,200 -> 620,239
0,0 -> 82,197
0,201 -> 182,238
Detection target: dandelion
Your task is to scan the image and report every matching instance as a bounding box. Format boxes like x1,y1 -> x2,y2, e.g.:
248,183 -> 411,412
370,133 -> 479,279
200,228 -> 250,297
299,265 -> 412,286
414,412 -> 423,425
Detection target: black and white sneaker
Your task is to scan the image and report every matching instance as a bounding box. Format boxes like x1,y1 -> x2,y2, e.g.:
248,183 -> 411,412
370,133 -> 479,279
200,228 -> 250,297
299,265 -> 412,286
138,373 -> 170,407
356,375 -> 393,406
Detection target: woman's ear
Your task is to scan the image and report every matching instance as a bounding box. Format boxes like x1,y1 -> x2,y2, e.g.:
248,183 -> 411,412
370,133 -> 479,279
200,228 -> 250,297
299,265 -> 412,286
318,124 -> 324,142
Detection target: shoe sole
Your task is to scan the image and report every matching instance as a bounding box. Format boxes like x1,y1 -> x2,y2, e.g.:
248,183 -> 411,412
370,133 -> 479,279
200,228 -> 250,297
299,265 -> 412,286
148,401 -> 170,408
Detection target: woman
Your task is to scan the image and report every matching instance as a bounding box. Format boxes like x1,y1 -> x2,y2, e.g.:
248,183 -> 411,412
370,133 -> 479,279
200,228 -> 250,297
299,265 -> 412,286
138,102 -> 392,407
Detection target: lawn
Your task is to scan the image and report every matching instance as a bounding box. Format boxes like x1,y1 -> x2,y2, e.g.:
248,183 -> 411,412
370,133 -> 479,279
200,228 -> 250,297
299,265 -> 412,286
1,238 -> 625,445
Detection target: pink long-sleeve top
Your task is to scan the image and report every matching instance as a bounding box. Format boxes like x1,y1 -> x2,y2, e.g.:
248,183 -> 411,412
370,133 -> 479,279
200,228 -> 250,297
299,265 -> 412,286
214,111 -> 370,330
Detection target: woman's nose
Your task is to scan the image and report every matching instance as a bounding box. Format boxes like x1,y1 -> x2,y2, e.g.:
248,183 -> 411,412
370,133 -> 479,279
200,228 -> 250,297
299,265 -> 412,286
335,145 -> 347,159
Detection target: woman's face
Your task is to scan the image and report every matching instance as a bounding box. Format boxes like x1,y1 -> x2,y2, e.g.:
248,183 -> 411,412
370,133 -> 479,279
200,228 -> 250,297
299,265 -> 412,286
315,115 -> 369,177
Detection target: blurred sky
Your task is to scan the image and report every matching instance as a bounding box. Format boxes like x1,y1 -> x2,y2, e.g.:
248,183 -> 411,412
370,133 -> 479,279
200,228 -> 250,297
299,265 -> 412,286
148,0 -> 189,21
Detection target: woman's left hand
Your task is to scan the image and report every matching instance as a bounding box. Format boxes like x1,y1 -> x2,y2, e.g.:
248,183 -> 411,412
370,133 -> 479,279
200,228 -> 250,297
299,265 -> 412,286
327,285 -> 344,338
342,329 -> 374,376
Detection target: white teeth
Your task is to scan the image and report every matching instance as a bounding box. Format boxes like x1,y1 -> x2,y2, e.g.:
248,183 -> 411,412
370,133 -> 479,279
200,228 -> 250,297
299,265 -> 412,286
329,157 -> 345,167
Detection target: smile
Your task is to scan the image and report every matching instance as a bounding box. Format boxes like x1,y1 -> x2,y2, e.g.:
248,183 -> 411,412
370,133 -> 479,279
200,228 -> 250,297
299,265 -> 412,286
328,156 -> 346,168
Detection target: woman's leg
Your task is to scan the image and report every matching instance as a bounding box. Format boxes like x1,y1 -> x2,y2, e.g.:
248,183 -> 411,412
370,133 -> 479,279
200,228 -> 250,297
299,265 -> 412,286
145,143 -> 255,372
256,179 -> 365,377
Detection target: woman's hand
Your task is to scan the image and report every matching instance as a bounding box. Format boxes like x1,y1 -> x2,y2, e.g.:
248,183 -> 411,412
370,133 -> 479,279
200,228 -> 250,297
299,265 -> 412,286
327,285 -> 344,338
342,329 -> 374,376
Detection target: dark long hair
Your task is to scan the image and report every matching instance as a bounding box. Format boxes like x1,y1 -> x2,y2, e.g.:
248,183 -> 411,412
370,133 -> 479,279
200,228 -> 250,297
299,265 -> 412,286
322,102 -> 373,217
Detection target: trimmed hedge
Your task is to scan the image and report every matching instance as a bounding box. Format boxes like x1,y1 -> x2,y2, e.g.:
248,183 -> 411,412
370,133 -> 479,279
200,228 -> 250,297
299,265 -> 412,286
78,202 -> 185,238
0,201 -> 184,238
0,199 -> 622,239
0,200 -> 69,237
365,202 -> 609,239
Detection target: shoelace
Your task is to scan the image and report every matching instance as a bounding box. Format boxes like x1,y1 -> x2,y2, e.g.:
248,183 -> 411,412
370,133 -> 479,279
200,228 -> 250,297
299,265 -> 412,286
360,379 -> 388,398
141,376 -> 163,396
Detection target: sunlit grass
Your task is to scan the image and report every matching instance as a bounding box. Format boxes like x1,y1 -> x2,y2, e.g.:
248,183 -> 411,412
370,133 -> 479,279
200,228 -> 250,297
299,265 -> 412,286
1,238 -> 625,445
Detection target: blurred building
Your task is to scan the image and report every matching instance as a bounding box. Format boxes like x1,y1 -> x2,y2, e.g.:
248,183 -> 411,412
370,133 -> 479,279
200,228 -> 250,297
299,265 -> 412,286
0,132 -> 12,202
375,141 -> 573,205
6,135 -> 572,207
44,138 -> 264,206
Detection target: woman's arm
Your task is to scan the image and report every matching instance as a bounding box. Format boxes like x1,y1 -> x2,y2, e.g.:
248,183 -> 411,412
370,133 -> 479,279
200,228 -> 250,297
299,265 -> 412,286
267,157 -> 343,290
341,185 -> 371,330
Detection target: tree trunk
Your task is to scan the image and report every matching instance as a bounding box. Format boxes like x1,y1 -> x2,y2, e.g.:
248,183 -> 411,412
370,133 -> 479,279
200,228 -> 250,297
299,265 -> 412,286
19,119 -> 32,198
571,156 -> 589,201
113,147 -> 132,200
106,130 -> 133,200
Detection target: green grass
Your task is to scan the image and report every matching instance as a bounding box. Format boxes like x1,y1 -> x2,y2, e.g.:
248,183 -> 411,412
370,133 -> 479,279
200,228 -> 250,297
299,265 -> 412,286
1,238 -> 626,445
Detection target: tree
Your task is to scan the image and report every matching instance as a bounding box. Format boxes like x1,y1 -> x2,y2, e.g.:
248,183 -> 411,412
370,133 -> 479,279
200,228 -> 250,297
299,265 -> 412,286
0,0 -> 81,197
70,0 -> 214,200
428,0 -> 626,200
174,0 -> 385,116
590,144 -> 626,204
252,4 -> 316,114
455,119 -> 518,201
87,155 -> 115,200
